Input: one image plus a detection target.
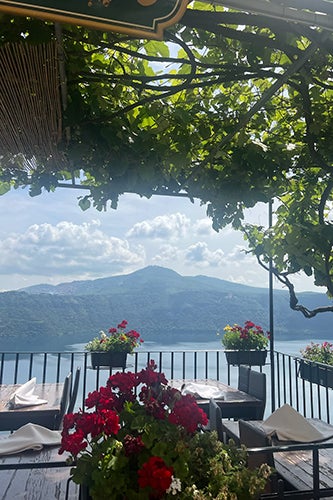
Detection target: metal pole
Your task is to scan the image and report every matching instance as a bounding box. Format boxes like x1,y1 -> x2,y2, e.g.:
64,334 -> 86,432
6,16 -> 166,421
269,199 -> 275,412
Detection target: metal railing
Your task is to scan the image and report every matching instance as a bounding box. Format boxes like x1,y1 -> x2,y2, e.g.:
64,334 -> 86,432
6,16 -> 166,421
0,348 -> 332,420
256,440 -> 333,499
272,352 -> 333,423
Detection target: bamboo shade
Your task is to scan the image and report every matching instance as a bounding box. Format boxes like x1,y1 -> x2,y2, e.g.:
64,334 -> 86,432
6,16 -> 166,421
0,40 -> 64,170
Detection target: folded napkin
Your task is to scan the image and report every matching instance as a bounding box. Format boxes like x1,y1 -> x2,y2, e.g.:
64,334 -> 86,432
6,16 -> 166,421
181,382 -> 224,400
262,404 -> 333,442
0,423 -> 61,455
8,378 -> 48,409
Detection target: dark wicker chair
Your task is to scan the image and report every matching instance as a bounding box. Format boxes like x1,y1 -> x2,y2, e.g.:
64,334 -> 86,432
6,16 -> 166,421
67,367 -> 81,414
209,398 -> 224,442
248,370 -> 266,419
238,365 -> 251,393
54,372 -> 72,430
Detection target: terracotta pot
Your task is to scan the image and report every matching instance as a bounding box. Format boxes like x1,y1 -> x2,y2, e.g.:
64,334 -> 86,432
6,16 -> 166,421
224,349 -> 267,366
90,351 -> 127,369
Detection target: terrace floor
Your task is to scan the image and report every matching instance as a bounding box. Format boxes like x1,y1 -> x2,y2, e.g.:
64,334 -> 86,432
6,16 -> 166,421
0,347 -> 333,499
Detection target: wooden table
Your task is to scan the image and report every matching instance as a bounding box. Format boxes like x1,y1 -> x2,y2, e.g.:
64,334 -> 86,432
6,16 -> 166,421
0,446 -> 79,499
247,419 -> 333,494
0,383 -> 64,431
170,379 -> 263,419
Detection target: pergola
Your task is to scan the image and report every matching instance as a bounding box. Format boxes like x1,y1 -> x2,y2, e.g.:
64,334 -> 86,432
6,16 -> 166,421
1,1 -> 332,182
0,0 -> 333,413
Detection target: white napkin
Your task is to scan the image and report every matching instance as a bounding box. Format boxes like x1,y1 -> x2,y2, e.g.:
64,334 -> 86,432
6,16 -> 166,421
181,382 -> 224,400
9,378 -> 48,408
262,404 -> 332,442
0,423 -> 61,455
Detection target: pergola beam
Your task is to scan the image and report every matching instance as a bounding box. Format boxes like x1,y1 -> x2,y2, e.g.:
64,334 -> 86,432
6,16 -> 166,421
202,0 -> 333,31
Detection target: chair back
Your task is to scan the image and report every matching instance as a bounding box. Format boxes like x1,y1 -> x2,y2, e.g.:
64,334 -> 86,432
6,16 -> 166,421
67,367 -> 81,414
239,419 -> 274,469
238,365 -> 250,393
55,372 -> 72,429
248,370 -> 266,419
209,398 -> 224,441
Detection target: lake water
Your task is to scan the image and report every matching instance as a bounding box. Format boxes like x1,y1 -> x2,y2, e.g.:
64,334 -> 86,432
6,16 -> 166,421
67,338 -> 311,357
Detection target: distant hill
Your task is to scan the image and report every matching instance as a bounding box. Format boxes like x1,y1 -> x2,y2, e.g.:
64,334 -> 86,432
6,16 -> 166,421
0,265 -> 332,350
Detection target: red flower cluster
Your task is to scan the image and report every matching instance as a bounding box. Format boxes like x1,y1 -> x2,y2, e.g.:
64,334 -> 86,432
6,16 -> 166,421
107,319 -> 143,347
223,320 -> 270,351
59,361 -> 208,497
85,320 -> 144,354
138,456 -> 174,498
123,434 -> 145,456
168,393 -> 206,433
59,408 -> 120,455
301,341 -> 333,365
236,320 -> 269,339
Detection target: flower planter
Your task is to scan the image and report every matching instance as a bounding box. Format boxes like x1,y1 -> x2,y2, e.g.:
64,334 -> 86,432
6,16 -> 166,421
224,349 -> 267,366
90,351 -> 127,369
298,360 -> 333,389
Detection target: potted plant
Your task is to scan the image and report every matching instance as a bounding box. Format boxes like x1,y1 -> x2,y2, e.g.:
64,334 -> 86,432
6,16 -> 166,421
85,320 -> 143,369
298,342 -> 333,388
59,361 -> 272,499
221,320 -> 270,366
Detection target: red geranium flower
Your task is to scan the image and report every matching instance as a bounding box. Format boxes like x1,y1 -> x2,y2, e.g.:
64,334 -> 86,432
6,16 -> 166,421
138,456 -> 173,498
85,320 -> 144,354
169,394 -> 208,432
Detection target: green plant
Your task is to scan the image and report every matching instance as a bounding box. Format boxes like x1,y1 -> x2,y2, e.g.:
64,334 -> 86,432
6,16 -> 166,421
60,361 -> 272,499
221,321 -> 270,351
300,342 -> 333,366
84,320 -> 143,354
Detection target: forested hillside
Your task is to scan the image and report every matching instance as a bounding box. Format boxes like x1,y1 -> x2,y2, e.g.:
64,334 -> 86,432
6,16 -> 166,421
0,266 -> 331,350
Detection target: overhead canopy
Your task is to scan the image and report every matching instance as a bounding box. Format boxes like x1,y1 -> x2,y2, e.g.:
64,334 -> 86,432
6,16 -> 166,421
0,3 -> 332,313
1,0 -> 333,181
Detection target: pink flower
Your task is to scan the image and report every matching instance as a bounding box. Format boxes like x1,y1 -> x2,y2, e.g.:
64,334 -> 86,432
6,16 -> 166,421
117,320 -> 128,329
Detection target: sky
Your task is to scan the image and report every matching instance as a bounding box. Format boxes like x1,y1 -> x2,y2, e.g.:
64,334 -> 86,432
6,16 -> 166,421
0,185 -> 322,293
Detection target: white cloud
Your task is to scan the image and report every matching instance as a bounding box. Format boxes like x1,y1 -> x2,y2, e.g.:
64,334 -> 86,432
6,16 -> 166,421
192,218 -> 215,236
185,242 -> 225,267
226,244 -> 251,264
219,244 -> 267,286
0,220 -> 145,276
152,244 -> 182,264
126,213 -> 191,240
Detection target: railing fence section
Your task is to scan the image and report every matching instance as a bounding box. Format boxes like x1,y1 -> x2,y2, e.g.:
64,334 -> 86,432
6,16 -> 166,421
0,349 -> 332,421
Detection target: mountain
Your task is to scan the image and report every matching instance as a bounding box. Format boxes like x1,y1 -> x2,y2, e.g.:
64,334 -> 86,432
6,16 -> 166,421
0,266 -> 331,350
19,266 -> 262,296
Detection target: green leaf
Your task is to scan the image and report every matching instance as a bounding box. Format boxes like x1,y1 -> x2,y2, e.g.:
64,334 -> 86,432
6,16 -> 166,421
78,196 -> 91,211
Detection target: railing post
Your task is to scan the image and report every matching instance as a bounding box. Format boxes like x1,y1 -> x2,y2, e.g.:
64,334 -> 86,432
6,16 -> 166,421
313,448 -> 320,499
